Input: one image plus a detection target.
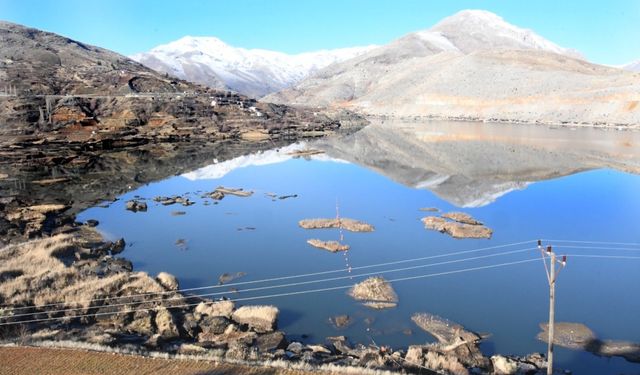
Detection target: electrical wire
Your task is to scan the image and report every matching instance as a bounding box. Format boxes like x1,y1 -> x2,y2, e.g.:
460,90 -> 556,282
2,247 -> 536,319
0,257 -> 540,326
0,239 -> 538,312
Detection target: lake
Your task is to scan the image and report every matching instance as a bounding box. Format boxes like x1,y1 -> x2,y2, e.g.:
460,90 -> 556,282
78,120 -> 640,374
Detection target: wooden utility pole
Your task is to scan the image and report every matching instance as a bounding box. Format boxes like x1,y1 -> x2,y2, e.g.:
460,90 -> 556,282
537,241 -> 566,375
547,247 -> 556,375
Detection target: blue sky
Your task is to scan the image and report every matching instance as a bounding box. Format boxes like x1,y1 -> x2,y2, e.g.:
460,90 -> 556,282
0,0 -> 638,65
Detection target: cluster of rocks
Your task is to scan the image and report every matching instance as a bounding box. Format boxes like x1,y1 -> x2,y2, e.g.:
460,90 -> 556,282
208,186 -> 254,201
125,200 -> 148,212
299,217 -> 374,254
0,229 -> 563,375
408,312 -> 548,375
153,195 -> 195,206
422,212 -> 493,239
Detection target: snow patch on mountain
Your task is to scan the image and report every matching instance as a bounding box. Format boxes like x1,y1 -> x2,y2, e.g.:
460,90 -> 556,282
131,37 -> 377,97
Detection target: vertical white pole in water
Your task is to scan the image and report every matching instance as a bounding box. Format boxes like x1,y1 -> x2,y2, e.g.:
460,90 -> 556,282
547,246 -> 555,375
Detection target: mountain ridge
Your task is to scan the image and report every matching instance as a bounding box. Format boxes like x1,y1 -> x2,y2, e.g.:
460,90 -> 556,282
264,10 -> 640,127
131,36 -> 377,98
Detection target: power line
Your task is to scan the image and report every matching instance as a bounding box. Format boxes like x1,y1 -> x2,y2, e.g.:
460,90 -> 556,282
0,239 -> 538,312
563,254 -> 640,260
0,258 -> 540,327
552,245 -> 640,252
2,248 -> 536,319
543,239 -> 640,246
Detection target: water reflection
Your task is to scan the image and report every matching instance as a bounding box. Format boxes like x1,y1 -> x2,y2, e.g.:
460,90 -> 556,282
316,120 -> 640,206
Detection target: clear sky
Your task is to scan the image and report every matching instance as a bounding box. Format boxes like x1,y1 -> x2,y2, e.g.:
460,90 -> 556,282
0,0 -> 638,65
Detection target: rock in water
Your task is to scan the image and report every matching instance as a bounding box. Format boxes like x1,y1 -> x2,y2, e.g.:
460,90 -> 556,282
329,314 -> 353,329
299,218 -> 374,232
537,322 -> 640,363
307,239 -> 350,252
537,322 -> 596,350
348,276 -> 398,309
218,271 -> 247,285
441,212 -> 482,225
421,214 -> 492,239
231,305 -> 279,333
411,312 -> 481,345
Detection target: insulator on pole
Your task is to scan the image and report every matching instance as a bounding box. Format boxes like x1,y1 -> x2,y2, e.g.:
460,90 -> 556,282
546,245 -> 552,254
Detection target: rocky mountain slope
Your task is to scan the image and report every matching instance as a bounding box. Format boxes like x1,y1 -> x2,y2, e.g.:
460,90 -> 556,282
623,60 -> 640,72
0,21 -> 364,155
266,10 -> 640,127
131,36 -> 376,97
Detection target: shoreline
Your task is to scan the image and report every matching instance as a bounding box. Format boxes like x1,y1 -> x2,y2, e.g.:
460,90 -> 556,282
0,135 -> 553,374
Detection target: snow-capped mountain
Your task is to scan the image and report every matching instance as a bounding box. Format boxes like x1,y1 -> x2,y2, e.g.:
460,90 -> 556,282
266,10 -> 640,126
622,60 -> 640,72
131,37 -> 377,97
429,10 -> 583,58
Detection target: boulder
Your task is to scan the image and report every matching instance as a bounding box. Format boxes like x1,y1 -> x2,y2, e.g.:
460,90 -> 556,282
405,345 -> 424,366
232,305 -> 279,333
156,272 -> 179,291
126,310 -> 155,336
110,238 -> 126,255
491,355 -> 518,375
424,351 -> 469,375
180,312 -> 200,338
255,331 -> 288,352
84,219 -> 99,227
155,307 -> 179,339
287,342 -> 304,354
199,316 -> 231,337
195,300 -> 235,318
348,276 -> 398,309
125,200 -> 147,212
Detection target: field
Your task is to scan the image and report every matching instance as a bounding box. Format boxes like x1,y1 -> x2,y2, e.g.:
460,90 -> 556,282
0,346 -> 322,375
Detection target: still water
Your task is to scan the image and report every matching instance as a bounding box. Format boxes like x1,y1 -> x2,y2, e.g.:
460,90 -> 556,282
79,121 -> 640,374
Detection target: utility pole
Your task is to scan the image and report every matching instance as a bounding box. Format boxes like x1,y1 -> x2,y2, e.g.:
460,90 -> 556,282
538,240 -> 567,375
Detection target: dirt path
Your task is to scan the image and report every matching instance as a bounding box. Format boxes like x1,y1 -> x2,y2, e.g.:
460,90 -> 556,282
0,346 -> 323,375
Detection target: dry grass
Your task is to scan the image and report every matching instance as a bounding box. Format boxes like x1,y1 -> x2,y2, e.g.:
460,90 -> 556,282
0,343 -> 399,375
0,233 -> 166,315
